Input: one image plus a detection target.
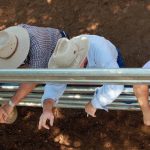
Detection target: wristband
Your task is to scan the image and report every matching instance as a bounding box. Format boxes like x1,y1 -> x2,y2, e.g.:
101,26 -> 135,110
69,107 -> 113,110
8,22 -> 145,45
8,100 -> 15,107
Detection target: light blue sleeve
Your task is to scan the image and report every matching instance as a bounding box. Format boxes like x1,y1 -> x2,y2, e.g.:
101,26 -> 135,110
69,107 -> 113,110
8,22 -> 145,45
41,83 -> 67,105
91,82 -> 124,110
94,40 -> 118,68
143,60 -> 150,68
91,45 -> 124,110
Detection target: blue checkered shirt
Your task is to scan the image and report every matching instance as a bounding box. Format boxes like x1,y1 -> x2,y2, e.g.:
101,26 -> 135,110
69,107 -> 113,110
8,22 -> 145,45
19,24 -> 62,68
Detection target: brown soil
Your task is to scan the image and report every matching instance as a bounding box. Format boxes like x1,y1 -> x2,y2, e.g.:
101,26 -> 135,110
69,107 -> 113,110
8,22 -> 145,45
0,0 -> 150,150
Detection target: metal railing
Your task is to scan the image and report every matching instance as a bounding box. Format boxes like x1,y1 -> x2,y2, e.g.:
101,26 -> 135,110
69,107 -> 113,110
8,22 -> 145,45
0,68 -> 150,110
0,85 -> 139,110
0,68 -> 150,84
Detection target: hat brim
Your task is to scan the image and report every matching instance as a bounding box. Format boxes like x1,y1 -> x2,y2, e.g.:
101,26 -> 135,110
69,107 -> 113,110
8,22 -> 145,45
0,26 -> 30,69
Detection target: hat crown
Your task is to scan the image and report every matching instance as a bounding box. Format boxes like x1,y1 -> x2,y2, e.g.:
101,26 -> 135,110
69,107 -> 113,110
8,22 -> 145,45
52,39 -> 79,67
48,36 -> 89,68
0,26 -> 30,69
0,31 -> 17,59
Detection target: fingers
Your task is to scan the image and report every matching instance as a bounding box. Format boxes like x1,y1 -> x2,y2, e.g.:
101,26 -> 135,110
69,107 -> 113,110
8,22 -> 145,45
2,109 -> 8,119
1,101 -> 8,107
86,111 -> 96,117
38,118 -> 42,130
0,108 -> 8,123
85,102 -> 96,118
38,116 -> 49,130
0,118 -> 6,123
42,123 -> 50,130
90,113 -> 96,117
38,113 -> 54,130
50,115 -> 54,126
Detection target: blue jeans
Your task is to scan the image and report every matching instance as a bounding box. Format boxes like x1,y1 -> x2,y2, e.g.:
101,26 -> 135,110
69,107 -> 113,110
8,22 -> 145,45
116,48 -> 125,68
116,48 -> 133,103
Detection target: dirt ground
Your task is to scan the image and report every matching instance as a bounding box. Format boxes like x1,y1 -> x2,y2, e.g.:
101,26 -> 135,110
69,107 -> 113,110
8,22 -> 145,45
0,0 -> 150,149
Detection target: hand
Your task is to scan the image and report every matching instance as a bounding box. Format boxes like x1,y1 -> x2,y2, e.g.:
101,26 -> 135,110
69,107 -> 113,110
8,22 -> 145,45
142,106 -> 150,126
0,102 -> 14,123
38,109 -> 54,130
85,102 -> 96,117
0,105 -> 8,123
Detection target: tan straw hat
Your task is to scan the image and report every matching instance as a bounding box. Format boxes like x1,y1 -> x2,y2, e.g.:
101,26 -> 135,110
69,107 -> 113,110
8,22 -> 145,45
0,26 -> 30,69
48,36 -> 89,68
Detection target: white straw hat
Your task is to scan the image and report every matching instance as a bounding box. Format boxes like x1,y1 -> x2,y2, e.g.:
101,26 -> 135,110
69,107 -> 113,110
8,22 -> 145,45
0,26 -> 30,69
48,36 -> 89,68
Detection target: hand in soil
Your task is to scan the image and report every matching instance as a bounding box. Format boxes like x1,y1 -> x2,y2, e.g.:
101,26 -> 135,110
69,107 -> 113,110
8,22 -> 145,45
38,109 -> 54,130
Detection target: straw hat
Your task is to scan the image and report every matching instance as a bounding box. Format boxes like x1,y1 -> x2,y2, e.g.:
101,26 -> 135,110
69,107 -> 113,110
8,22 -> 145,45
0,26 -> 30,69
48,36 -> 89,68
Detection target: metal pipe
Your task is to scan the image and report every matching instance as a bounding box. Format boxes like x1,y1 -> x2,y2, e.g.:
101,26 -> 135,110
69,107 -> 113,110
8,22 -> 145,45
0,92 -> 139,100
0,85 -> 134,94
0,68 -> 150,84
16,102 -> 141,111
0,97 -> 140,110
0,94 -> 146,103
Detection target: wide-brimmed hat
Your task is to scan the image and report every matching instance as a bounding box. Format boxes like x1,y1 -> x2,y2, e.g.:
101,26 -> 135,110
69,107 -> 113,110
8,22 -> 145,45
0,26 -> 30,69
48,36 -> 89,68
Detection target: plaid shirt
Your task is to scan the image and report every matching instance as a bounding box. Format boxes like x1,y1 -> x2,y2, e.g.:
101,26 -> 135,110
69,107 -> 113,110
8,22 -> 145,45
19,24 -> 63,68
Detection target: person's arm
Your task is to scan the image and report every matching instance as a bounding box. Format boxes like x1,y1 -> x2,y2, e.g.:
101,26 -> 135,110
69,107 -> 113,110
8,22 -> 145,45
85,41 -> 124,116
85,61 -> 124,117
12,83 -> 37,105
38,83 -> 66,130
134,85 -> 149,109
133,60 -> 150,126
0,83 -> 37,123
133,84 -> 150,126
38,99 -> 55,130
11,64 -> 37,106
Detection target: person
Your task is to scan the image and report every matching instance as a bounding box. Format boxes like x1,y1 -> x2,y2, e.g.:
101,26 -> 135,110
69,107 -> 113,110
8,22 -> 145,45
38,35 -> 124,130
134,61 -> 150,126
0,24 -> 69,123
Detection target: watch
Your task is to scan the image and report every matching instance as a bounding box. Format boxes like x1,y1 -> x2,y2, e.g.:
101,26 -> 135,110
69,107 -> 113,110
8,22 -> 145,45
8,100 -> 15,107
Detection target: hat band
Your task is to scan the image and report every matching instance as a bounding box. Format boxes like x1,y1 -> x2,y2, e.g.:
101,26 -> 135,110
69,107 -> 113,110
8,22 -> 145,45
0,36 -> 18,59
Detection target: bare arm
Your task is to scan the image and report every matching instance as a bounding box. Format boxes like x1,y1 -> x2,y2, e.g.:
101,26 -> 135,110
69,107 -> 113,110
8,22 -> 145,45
38,83 -> 67,129
11,83 -> 37,105
0,83 -> 37,123
133,84 -> 149,110
11,64 -> 38,105
134,84 -> 150,126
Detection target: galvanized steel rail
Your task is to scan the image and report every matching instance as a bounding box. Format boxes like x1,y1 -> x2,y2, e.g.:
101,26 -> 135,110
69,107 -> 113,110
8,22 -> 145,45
0,68 -> 150,84
0,68 -> 150,110
0,85 -> 140,110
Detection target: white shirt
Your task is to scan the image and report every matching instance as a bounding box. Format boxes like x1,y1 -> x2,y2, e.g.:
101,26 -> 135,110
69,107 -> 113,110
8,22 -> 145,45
41,35 -> 124,110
